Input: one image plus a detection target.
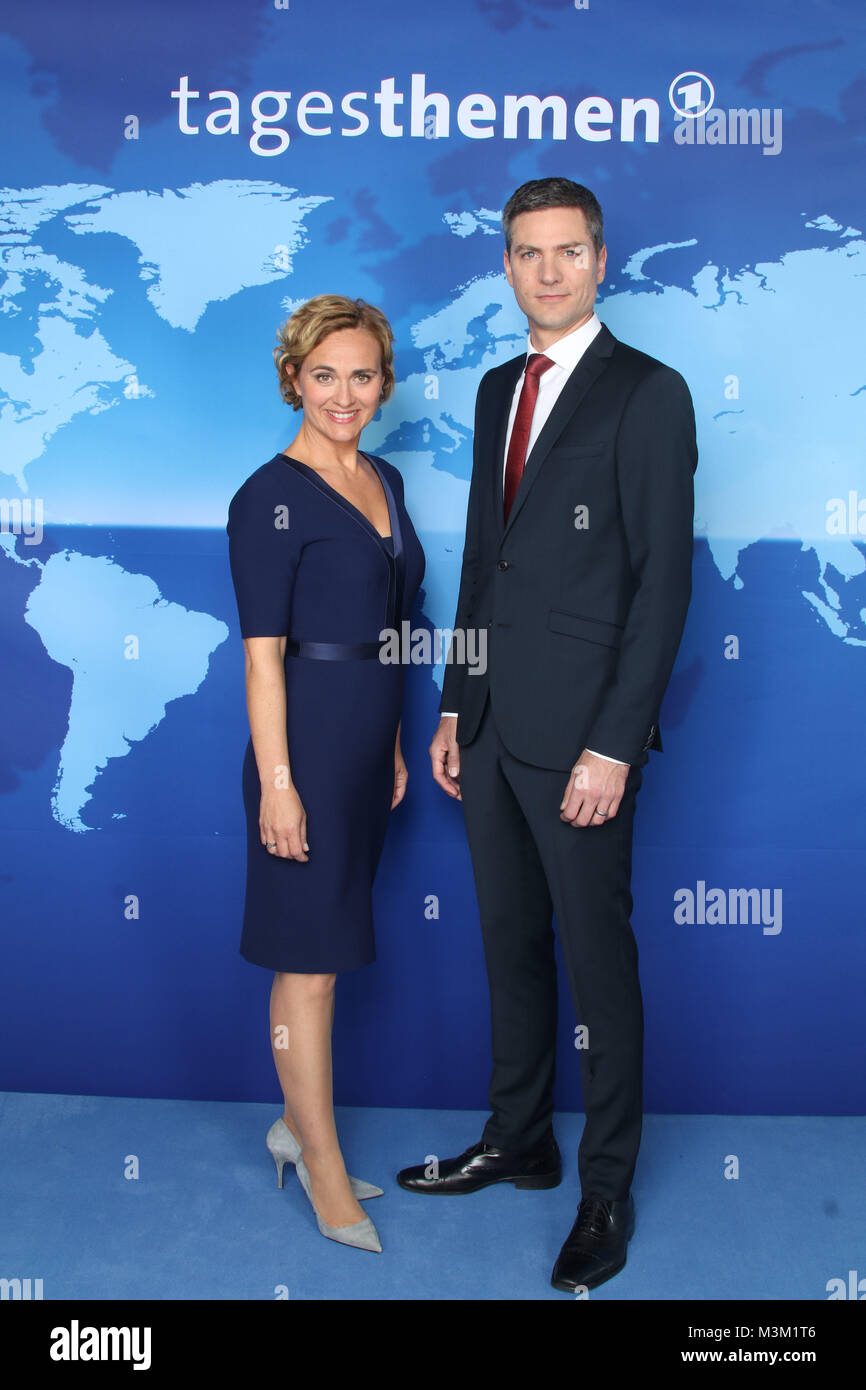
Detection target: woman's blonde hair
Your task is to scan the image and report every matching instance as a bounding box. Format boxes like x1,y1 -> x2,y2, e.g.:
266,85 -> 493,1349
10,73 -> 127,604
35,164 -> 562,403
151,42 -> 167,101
274,295 -> 395,410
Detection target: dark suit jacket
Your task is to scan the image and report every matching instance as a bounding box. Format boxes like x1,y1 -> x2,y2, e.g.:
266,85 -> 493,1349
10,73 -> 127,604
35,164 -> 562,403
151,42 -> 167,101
439,323 -> 698,770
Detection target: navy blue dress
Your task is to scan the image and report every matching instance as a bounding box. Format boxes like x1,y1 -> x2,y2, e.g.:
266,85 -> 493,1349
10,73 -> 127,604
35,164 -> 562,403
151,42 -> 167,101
227,451 -> 425,972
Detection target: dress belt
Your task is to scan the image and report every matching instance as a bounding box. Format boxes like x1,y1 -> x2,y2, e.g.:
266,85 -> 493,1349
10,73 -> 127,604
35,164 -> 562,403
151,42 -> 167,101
286,638 -> 383,661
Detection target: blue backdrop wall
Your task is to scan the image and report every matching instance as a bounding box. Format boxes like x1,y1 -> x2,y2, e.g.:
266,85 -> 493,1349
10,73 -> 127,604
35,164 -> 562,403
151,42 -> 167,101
1,0 -> 864,1116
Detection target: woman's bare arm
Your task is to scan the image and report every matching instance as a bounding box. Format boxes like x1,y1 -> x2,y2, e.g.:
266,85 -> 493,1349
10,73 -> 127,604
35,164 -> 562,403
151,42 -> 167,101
243,636 -> 309,861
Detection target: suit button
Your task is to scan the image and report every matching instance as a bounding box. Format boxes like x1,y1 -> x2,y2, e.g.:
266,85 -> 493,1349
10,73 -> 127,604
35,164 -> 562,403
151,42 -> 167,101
498,560 -> 509,571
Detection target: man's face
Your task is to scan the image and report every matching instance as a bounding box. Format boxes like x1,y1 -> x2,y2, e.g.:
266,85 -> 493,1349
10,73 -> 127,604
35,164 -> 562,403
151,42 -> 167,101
503,206 -> 606,348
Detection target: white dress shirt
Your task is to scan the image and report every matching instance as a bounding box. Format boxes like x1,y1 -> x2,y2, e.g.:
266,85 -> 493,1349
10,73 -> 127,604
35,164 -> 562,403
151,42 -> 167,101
442,312 -> 626,767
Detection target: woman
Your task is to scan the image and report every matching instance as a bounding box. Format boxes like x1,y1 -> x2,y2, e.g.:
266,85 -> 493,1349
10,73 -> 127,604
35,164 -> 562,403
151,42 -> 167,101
227,295 -> 425,1252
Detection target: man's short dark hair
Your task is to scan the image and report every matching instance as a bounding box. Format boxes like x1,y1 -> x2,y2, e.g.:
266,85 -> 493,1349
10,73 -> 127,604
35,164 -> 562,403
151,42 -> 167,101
502,178 -> 604,256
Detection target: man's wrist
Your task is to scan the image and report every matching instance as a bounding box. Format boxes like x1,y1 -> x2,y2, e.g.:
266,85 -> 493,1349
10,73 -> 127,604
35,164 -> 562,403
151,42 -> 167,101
585,746 -> 628,766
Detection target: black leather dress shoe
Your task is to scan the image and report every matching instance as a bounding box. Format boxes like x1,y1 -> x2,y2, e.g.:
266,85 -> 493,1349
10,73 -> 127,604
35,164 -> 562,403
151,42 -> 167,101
396,1135 -> 561,1194
550,1192 -> 635,1291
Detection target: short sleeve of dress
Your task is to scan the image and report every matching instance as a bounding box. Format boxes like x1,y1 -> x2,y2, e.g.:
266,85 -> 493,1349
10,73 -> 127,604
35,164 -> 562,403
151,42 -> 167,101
227,471 -> 301,638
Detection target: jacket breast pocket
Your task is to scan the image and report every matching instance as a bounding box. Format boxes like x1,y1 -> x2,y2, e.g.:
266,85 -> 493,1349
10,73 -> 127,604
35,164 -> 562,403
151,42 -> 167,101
547,608 -> 624,649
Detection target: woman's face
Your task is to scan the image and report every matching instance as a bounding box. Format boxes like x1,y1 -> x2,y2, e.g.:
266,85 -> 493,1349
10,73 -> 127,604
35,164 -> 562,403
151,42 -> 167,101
289,327 -> 384,446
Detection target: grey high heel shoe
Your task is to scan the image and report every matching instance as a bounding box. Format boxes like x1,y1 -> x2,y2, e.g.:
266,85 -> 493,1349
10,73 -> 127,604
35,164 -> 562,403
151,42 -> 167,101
295,1156 -> 382,1253
266,1118 -> 383,1200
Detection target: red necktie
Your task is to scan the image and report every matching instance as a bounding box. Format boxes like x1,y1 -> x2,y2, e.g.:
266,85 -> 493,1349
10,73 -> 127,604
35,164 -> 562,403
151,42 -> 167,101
503,352 -> 554,522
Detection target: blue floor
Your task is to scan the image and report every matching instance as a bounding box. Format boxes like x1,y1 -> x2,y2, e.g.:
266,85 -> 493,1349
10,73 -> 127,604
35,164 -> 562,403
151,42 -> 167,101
1,1091 -> 862,1300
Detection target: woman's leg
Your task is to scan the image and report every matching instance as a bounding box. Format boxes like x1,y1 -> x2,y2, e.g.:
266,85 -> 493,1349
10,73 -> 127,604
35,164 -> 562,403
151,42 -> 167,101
269,970 -> 364,1228
273,988 -> 335,1143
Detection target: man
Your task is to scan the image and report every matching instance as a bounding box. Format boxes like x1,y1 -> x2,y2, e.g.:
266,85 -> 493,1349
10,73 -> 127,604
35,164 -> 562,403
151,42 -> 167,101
396,177 -> 697,1293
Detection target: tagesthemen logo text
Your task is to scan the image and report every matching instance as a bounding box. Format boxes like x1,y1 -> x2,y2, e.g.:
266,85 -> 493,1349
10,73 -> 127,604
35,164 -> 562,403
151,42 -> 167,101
170,73 -> 662,155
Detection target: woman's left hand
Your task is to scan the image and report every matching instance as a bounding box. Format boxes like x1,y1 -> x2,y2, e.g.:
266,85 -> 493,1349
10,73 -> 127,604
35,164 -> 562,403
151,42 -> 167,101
392,746 -> 408,809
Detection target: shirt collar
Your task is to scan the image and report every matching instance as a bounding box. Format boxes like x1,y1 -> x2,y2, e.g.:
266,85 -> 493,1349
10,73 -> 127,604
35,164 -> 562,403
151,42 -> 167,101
525,312 -> 602,374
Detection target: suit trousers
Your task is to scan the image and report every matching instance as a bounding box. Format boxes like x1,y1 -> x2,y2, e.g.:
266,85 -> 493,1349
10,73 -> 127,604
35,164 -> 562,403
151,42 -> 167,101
458,690 -> 645,1200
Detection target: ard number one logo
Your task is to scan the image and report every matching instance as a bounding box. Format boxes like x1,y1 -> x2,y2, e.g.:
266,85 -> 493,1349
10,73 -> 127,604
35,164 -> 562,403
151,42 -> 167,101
669,72 -> 715,118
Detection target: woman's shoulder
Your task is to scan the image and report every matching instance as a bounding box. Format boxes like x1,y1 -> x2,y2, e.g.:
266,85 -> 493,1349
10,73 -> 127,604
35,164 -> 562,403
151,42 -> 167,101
227,455 -> 296,512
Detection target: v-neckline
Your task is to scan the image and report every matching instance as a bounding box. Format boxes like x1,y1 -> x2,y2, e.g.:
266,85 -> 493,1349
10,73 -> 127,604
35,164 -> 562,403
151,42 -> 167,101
279,449 -> 394,543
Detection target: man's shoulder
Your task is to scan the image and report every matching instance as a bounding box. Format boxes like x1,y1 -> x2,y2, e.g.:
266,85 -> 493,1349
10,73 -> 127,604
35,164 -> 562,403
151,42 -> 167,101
604,328 -> 690,394
477,353 -> 525,396
607,331 -> 673,376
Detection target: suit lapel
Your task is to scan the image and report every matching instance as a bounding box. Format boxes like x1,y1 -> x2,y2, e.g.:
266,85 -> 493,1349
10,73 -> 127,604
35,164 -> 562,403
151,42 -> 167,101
502,324 -> 616,539
486,357 -> 524,540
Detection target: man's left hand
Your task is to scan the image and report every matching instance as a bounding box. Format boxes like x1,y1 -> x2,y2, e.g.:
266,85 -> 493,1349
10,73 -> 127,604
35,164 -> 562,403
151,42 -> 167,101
560,750 -> 630,827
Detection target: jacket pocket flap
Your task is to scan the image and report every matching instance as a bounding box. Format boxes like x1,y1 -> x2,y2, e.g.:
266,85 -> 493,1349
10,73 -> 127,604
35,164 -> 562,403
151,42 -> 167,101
547,608 -> 624,648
